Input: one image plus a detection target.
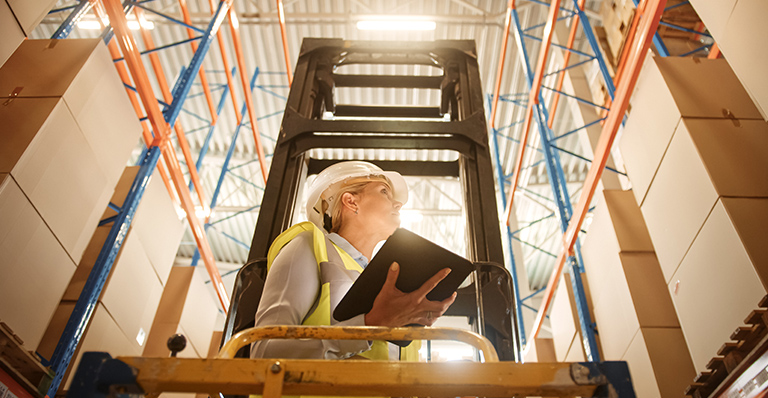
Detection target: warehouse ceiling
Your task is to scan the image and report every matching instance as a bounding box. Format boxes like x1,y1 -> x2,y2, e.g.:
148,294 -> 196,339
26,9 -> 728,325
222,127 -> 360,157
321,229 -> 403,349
33,0 -> 613,320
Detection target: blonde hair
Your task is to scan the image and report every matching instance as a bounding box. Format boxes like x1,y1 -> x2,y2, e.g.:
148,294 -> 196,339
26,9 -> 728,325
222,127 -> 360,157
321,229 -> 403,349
325,175 -> 393,233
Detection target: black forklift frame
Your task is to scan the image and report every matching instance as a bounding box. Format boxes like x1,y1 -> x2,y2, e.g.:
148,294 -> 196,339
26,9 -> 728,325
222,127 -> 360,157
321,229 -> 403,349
223,38 -> 521,362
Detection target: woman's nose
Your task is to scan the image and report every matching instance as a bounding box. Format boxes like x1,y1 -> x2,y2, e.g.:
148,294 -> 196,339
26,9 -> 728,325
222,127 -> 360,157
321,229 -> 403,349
393,201 -> 403,210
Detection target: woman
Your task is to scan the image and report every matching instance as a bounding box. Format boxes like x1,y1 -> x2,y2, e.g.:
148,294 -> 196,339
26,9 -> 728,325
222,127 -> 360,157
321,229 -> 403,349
250,161 -> 456,360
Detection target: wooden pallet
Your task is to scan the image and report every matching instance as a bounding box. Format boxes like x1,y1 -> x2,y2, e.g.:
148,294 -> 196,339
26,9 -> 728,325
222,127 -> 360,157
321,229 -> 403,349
685,295 -> 768,397
0,322 -> 54,397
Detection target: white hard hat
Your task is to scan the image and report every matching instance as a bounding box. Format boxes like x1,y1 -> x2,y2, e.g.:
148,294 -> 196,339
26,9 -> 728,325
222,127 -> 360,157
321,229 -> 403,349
306,161 -> 408,231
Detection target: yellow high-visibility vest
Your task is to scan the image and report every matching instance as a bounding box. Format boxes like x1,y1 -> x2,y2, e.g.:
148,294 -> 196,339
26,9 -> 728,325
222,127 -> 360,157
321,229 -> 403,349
267,222 -> 421,361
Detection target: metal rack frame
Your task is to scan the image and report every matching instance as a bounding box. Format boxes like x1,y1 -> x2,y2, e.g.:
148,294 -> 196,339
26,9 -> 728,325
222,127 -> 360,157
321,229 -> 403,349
44,0 -> 281,395
486,0 -> 669,360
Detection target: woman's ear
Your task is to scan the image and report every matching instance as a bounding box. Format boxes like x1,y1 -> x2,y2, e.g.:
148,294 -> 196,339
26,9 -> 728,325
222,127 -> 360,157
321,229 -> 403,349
340,192 -> 358,212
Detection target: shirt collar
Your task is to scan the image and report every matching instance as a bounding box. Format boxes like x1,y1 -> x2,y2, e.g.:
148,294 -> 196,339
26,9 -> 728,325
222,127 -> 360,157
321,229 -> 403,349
327,232 -> 369,268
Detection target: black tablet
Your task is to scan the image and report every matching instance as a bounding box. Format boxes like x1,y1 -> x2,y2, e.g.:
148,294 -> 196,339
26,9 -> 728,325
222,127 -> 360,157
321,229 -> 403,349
333,228 -> 474,322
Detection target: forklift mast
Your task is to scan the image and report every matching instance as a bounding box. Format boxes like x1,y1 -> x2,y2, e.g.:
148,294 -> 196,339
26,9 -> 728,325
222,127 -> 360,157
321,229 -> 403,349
224,38 -> 521,361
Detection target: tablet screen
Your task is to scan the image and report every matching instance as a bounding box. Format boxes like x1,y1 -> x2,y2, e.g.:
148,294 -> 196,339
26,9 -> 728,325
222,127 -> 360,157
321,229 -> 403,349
333,228 -> 473,322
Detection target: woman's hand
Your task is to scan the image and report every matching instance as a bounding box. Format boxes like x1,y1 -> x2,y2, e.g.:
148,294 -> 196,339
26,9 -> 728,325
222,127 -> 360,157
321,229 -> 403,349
364,262 -> 457,327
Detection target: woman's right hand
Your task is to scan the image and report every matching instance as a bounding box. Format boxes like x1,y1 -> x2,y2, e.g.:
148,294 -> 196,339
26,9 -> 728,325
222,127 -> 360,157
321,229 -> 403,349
364,262 -> 457,327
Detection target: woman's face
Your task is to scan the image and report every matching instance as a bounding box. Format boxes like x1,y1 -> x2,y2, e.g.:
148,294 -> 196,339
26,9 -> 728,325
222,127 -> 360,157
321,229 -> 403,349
356,181 -> 403,237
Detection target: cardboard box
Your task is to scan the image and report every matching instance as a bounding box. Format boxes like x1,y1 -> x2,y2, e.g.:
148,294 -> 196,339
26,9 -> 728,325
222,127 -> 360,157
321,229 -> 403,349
564,333 -> 585,362
144,267 -> 219,358
0,96 -> 112,264
582,190 -> 677,359
641,118 -> 768,282
99,230 -> 164,353
549,277 -> 577,362
0,0 -> 25,68
103,166 -> 184,285
600,0 -> 635,61
719,0 -> 768,121
56,226 -> 163,354
622,327 -> 695,398
0,173 -> 76,349
669,198 -> 768,372
178,268 -> 219,357
62,303 -> 141,391
131,170 -> 185,285
5,0 -> 57,36
619,54 -> 763,206
0,39 -> 140,187
523,337 -> 556,363
584,190 -> 654,253
688,0 -> 737,41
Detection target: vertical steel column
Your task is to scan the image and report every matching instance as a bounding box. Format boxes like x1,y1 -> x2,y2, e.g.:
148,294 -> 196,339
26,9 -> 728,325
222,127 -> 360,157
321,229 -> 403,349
528,0 -> 668,355
203,0 -> 243,130
570,0 -> 617,98
489,0 -> 515,128
50,0 -> 94,39
547,0 -> 586,129
491,126 -> 527,352
189,74 -> 232,191
46,3 -> 239,393
90,1 -> 180,206
191,67 -> 260,266
106,0 -> 231,310
135,7 -> 209,212
225,7 -> 270,184
276,0 -> 293,86
46,147 -> 161,397
504,0 -> 599,361
177,0 -> 219,125
631,0 -> 669,57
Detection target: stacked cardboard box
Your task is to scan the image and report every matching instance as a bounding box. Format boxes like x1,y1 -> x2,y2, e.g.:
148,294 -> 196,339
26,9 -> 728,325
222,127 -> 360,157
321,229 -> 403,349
670,197 -> 768,371
582,190 -> 694,397
549,272 -> 599,363
5,0 -> 57,37
0,39 -> 139,350
620,53 -> 768,373
600,0 -> 636,63
0,39 -> 141,264
0,1 -> 25,67
0,174 -> 76,350
690,0 -> 768,120
37,166 -> 186,391
143,266 -> 219,359
1,0 -> 57,66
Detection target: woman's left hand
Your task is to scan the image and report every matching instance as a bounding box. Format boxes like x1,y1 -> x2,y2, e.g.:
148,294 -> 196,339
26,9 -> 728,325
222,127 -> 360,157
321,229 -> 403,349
364,262 -> 457,327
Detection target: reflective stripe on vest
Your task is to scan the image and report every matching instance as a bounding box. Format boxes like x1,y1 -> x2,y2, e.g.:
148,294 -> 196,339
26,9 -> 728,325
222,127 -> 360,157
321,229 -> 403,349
267,222 -> 420,361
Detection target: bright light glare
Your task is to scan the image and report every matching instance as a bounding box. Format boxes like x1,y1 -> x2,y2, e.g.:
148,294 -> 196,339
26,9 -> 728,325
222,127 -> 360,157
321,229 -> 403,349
356,20 -> 436,31
400,210 -> 424,224
76,20 -> 102,29
77,19 -> 154,30
176,206 -> 211,220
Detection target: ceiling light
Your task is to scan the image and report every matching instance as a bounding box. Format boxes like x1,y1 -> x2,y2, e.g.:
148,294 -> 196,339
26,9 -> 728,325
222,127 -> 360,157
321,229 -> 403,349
356,19 -> 436,31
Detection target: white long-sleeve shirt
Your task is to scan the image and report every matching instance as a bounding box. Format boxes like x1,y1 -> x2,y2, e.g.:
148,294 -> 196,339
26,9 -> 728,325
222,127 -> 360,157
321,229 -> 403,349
250,231 -> 398,359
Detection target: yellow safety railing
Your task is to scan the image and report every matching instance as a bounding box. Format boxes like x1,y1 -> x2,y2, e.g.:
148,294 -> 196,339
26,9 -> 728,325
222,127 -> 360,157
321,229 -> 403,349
218,325 -> 499,362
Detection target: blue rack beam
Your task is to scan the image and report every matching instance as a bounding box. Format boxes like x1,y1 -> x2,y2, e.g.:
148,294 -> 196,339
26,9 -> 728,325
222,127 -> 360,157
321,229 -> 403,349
45,1 -> 234,395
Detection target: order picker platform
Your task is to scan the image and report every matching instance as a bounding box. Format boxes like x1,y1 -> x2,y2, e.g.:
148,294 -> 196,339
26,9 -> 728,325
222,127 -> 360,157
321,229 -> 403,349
66,39 -> 637,397
67,326 -> 635,397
